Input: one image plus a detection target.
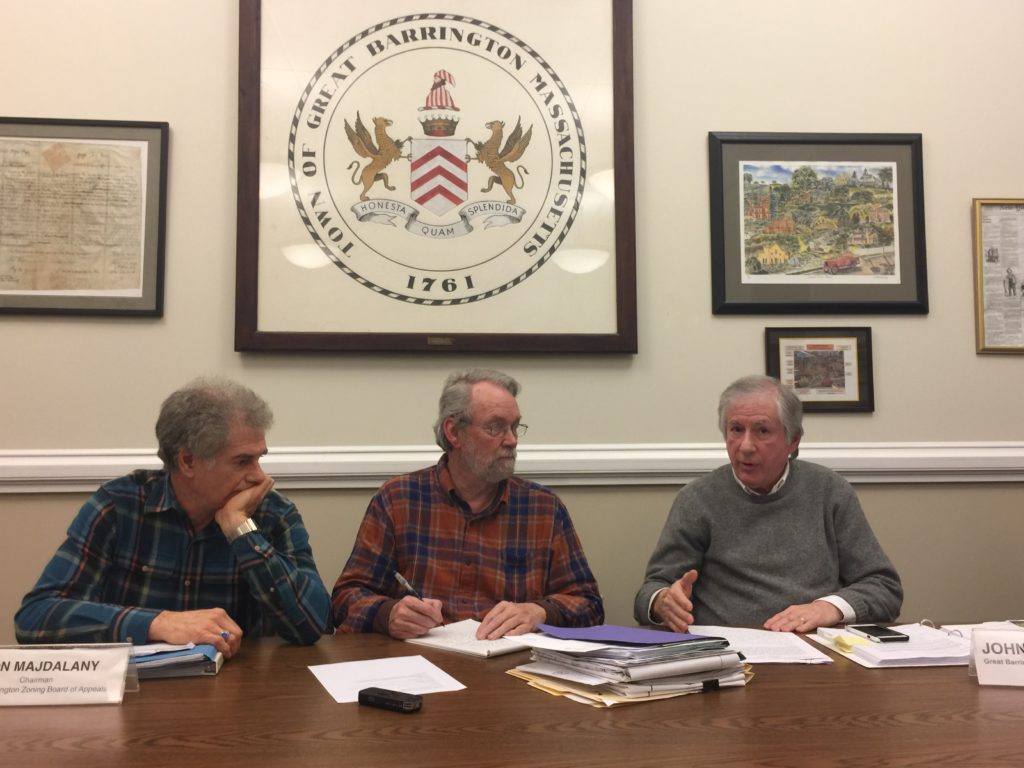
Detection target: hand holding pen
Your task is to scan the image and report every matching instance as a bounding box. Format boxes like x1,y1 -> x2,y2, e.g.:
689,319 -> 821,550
387,571 -> 445,640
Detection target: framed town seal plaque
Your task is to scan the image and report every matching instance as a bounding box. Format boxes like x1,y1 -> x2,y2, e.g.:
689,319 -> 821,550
236,0 -> 635,352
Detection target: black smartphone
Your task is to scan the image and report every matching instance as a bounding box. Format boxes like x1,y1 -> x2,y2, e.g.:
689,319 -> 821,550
358,687 -> 423,713
847,624 -> 909,643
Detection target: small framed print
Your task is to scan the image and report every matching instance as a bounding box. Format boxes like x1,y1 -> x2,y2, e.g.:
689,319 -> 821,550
765,327 -> 874,413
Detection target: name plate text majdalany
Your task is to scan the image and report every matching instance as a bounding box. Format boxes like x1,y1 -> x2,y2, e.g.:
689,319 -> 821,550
971,629 -> 1024,687
0,644 -> 132,706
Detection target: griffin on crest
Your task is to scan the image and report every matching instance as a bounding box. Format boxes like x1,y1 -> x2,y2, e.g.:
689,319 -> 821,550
344,112 -> 407,201
473,118 -> 533,204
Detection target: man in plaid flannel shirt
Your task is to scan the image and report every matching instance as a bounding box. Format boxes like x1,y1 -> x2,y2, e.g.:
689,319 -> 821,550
16,378 -> 331,655
332,368 -> 603,641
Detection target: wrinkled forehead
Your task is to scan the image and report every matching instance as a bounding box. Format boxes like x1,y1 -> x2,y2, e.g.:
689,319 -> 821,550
725,393 -> 782,426
221,421 -> 268,455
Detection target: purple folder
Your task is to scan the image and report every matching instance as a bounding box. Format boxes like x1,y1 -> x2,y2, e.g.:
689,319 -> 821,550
536,623 -> 711,646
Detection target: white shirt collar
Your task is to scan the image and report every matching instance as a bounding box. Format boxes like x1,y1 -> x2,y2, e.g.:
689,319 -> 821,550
733,460 -> 790,496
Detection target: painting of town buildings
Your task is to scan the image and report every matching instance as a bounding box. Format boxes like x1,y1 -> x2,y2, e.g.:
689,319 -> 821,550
740,161 -> 900,283
793,349 -> 846,392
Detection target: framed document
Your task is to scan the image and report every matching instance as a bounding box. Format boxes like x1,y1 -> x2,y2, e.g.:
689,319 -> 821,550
0,117 -> 167,316
972,198 -> 1024,353
236,0 -> 636,352
710,132 -> 927,315
765,326 -> 874,413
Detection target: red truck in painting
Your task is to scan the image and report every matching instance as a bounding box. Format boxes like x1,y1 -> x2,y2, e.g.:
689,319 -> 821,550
823,252 -> 860,274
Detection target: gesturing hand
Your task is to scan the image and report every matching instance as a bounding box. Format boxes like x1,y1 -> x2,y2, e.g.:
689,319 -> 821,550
653,569 -> 699,632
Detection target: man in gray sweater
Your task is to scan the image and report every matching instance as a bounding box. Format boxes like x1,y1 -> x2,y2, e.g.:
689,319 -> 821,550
634,375 -> 902,633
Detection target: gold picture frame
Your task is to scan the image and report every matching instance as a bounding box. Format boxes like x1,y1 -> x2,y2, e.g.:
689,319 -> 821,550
972,198 -> 1024,353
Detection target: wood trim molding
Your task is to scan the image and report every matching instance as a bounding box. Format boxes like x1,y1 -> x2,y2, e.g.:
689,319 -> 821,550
2,442 -> 1023,493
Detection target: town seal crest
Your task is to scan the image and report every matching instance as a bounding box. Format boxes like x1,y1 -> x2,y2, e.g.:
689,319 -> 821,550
289,14 -> 586,305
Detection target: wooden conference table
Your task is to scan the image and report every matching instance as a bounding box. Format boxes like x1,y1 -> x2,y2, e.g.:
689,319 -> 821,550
4,633 -> 1023,768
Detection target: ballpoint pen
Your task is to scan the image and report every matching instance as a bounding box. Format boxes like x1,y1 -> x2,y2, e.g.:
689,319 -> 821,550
393,571 -> 422,599
394,571 -> 445,626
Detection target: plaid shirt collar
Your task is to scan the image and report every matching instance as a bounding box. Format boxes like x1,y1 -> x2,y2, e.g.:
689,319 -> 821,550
143,471 -> 216,537
435,454 -> 510,517
142,470 -> 179,516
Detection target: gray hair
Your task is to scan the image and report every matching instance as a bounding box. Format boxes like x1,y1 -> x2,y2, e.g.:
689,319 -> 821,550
433,368 -> 520,451
717,375 -> 804,444
156,377 -> 274,470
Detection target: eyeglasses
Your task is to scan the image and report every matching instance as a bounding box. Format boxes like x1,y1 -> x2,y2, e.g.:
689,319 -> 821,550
471,421 -> 528,439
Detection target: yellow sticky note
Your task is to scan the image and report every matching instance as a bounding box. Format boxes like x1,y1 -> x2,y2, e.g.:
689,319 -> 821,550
834,635 -> 872,653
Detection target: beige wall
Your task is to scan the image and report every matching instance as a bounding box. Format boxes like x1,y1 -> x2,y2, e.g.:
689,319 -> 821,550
5,482 -> 1021,644
1,0 -> 1023,450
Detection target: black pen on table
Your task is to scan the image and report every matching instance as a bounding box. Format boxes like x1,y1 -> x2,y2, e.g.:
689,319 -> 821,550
394,571 -> 445,626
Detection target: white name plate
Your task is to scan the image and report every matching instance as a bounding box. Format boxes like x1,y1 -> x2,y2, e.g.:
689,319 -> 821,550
0,644 -> 132,706
971,629 -> 1024,687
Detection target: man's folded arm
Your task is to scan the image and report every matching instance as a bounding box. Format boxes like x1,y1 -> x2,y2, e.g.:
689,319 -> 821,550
233,501 -> 331,644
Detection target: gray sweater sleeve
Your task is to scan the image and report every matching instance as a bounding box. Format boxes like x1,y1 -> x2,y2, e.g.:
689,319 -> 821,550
823,476 -> 903,622
633,483 -> 709,625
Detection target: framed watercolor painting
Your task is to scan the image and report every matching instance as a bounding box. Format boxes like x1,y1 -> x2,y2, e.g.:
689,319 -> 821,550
710,132 -> 927,315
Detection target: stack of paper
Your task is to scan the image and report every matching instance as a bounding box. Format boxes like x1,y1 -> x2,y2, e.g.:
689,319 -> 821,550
812,623 -> 971,667
508,624 -> 750,707
133,643 -> 224,679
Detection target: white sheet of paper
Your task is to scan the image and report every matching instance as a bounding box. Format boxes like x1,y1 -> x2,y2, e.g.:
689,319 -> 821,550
510,632 -> 611,654
133,642 -> 195,656
405,619 -> 530,657
689,625 -> 833,664
308,654 -> 465,703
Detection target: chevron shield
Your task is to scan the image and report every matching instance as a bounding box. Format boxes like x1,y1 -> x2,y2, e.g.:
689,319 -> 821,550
409,138 -> 468,217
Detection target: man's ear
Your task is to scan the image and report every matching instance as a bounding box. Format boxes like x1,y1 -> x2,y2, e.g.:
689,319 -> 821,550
176,449 -> 198,477
443,417 -> 463,449
788,435 -> 802,459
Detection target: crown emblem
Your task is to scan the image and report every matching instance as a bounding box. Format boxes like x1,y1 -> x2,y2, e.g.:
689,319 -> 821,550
417,69 -> 460,137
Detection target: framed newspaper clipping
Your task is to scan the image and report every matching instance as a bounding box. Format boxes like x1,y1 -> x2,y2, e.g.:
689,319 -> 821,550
765,327 -> 874,413
0,117 -> 168,316
972,198 -> 1024,353
235,0 -> 636,353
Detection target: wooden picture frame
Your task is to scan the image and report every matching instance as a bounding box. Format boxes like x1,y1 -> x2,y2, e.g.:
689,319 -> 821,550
765,326 -> 874,413
972,198 -> 1024,353
0,117 -> 168,316
710,132 -> 927,315
235,0 -> 636,352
